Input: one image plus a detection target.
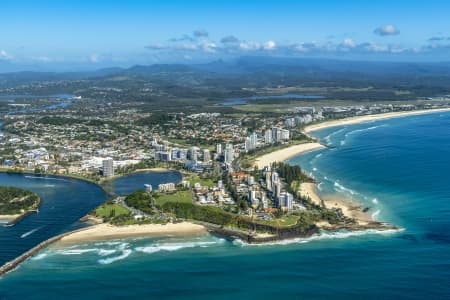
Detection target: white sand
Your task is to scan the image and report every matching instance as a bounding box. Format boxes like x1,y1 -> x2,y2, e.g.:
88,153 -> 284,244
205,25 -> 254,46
0,214 -> 20,222
59,222 -> 206,243
254,143 -> 325,169
299,183 -> 322,206
299,183 -> 372,226
304,108 -> 450,133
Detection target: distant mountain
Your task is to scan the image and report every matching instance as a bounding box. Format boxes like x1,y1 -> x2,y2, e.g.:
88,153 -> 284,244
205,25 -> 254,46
0,56 -> 449,89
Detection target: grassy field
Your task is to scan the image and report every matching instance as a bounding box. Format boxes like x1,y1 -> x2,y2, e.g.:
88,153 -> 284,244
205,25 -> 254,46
187,175 -> 216,188
93,203 -> 130,219
257,215 -> 300,227
154,190 -> 193,206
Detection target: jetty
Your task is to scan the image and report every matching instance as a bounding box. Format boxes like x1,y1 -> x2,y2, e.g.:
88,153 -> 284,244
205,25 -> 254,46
0,227 -> 90,277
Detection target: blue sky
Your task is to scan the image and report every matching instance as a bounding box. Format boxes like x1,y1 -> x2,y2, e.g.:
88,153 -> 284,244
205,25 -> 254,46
1,0 -> 450,71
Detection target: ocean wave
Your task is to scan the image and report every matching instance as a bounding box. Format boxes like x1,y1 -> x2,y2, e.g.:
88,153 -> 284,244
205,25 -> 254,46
371,209 -> 381,220
31,253 -> 48,260
333,181 -> 358,196
323,128 -> 346,144
58,248 -> 100,255
98,249 -> 117,256
345,124 -> 387,138
135,240 -> 222,254
98,249 -> 132,265
94,241 -> 124,246
334,124 -> 388,147
372,198 -> 379,204
236,228 -> 403,247
317,182 -> 324,191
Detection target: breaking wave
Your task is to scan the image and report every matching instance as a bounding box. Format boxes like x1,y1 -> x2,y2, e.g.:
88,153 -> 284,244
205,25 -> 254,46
334,181 -> 358,196
135,240 -> 223,254
98,249 -> 132,265
235,228 -> 403,247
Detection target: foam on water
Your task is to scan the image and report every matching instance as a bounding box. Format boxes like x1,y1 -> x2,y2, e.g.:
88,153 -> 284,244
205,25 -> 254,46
334,181 -> 358,196
135,240 -> 223,254
31,253 -> 48,261
235,228 -> 404,247
372,209 -> 381,220
98,249 -> 132,265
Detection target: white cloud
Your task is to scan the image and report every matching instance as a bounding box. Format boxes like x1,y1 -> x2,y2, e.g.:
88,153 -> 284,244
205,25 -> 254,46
239,41 -> 261,51
263,40 -> 277,50
0,50 -> 12,60
89,54 -> 100,63
374,25 -> 400,36
342,38 -> 356,48
142,29 -> 450,60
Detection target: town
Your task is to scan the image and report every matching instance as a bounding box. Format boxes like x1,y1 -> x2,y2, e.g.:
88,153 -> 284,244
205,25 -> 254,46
1,91 -> 448,232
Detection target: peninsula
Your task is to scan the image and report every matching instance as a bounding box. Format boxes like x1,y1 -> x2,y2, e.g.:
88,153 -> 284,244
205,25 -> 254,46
0,186 -> 41,226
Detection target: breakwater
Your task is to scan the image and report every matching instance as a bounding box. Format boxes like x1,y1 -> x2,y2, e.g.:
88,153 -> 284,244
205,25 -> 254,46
0,227 -> 90,277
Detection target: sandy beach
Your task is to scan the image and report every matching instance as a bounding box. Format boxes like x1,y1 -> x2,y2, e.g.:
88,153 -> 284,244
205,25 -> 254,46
299,183 -> 372,226
254,143 -> 325,169
304,108 -> 450,133
59,222 -> 207,244
0,215 -> 20,223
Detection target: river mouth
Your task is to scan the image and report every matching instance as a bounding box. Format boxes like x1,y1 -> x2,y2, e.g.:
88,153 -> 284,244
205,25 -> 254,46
0,170 -> 182,267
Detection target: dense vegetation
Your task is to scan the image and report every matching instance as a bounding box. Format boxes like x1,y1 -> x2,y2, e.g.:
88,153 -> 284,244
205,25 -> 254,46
0,186 -> 40,215
124,190 -> 154,215
272,162 -> 311,186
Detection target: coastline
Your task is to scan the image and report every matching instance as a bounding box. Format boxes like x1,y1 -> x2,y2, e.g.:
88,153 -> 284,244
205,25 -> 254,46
254,142 -> 326,169
304,108 -> 450,133
57,222 -> 207,244
293,110 -> 450,228
299,183 -> 373,227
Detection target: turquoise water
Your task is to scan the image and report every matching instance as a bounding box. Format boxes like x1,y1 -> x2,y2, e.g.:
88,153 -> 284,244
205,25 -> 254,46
2,112 -> 450,299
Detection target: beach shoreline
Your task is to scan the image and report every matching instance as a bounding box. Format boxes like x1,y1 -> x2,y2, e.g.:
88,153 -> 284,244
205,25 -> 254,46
254,142 -> 326,169
304,108 -> 450,133
293,109 -> 450,227
58,222 -> 207,244
299,183 -> 373,227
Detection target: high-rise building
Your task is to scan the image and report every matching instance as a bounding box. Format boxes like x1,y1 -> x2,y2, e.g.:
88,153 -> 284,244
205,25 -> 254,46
271,172 -> 279,187
273,181 -> 281,201
224,144 -> 234,164
244,137 -> 252,151
270,127 -> 290,143
249,132 -> 258,149
188,147 -> 199,161
279,192 -> 293,210
155,151 -> 171,161
265,172 -> 272,191
264,129 -> 273,144
203,149 -> 211,162
102,158 -> 114,177
216,143 -> 222,155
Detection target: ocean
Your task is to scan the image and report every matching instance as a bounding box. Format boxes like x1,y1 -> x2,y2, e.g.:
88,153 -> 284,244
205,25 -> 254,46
1,112 -> 450,299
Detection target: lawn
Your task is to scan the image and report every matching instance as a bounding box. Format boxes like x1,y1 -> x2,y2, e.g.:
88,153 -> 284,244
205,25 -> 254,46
257,215 -> 300,227
94,203 -> 130,219
187,175 -> 216,188
154,190 -> 193,206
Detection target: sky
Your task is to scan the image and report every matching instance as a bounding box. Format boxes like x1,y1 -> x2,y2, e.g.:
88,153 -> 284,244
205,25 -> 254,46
1,0 -> 450,71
